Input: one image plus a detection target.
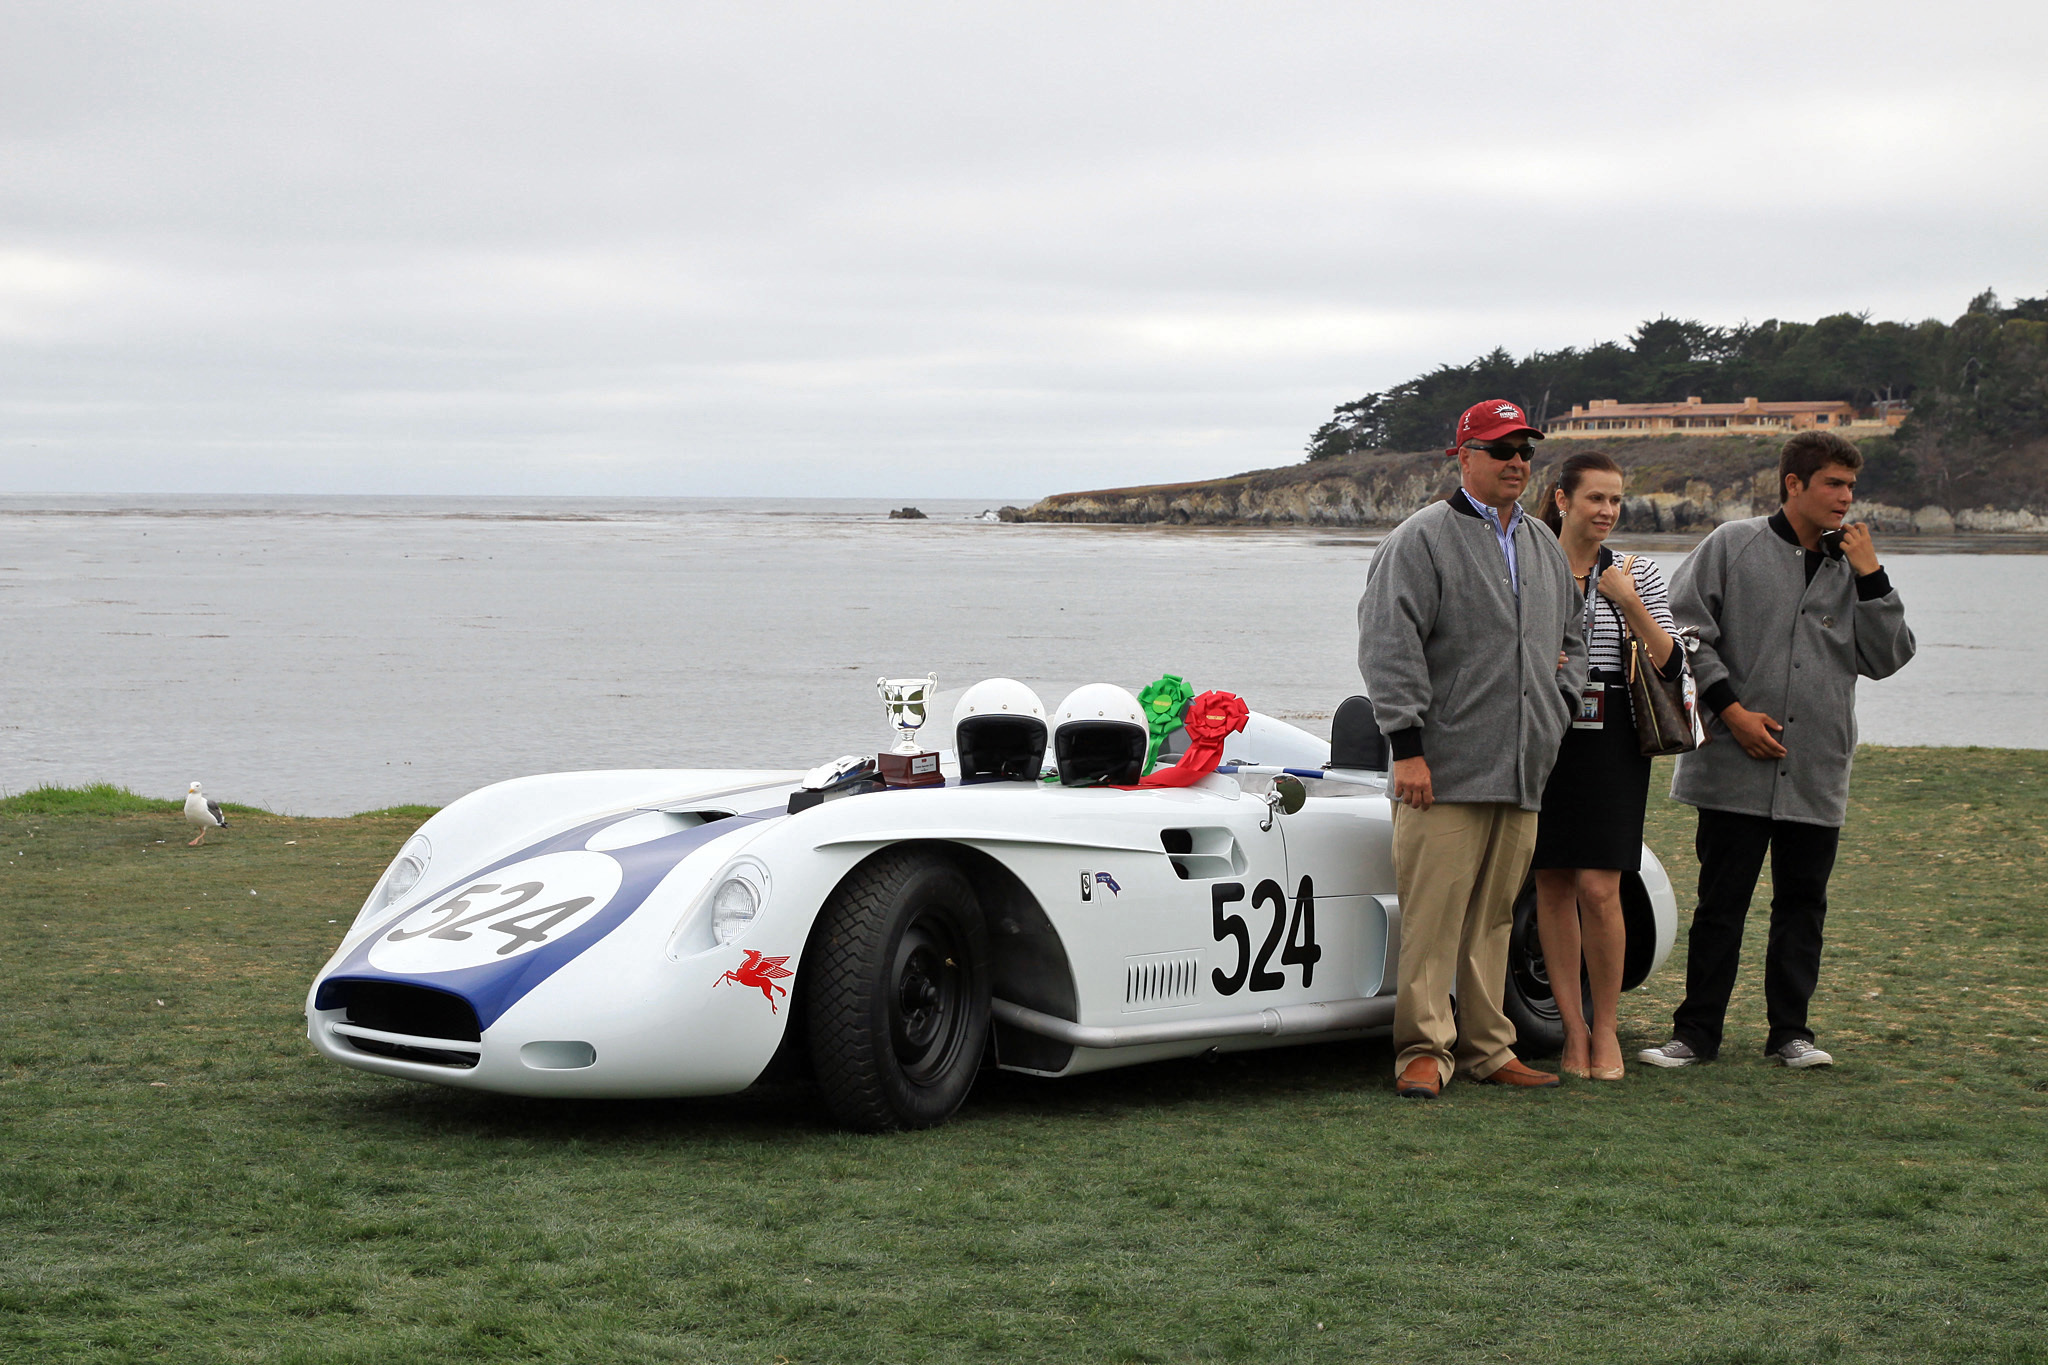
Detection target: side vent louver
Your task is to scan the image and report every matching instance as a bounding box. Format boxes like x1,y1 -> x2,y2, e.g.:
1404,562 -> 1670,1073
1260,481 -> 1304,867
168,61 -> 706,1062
1123,951 -> 1203,1012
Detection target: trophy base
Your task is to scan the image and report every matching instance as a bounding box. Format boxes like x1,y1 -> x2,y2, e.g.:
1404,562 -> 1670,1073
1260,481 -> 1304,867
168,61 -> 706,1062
876,749 -> 944,788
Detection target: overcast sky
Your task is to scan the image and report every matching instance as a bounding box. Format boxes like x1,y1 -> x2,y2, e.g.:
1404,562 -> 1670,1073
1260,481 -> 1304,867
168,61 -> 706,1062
3,2 -> 2043,499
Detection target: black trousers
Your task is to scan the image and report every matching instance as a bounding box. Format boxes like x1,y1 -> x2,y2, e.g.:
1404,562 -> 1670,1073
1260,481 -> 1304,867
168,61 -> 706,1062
1670,808 -> 1841,1059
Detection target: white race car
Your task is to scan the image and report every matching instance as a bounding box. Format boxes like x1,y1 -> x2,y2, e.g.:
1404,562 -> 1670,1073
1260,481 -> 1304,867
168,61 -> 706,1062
307,680 -> 1677,1129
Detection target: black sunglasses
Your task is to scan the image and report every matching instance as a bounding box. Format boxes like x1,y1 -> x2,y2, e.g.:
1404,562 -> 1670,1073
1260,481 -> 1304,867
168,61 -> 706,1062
1467,439 -> 1533,461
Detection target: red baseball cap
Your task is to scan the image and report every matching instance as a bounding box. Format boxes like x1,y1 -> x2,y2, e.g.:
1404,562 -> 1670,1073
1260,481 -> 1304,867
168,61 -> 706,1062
1448,399 -> 1544,455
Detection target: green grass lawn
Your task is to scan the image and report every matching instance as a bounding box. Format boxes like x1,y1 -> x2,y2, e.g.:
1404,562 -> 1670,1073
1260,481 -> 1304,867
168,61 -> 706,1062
3,751 -> 2045,1364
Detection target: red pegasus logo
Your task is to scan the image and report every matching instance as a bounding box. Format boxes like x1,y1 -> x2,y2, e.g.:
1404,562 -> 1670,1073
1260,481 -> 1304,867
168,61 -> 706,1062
714,949 -> 794,1012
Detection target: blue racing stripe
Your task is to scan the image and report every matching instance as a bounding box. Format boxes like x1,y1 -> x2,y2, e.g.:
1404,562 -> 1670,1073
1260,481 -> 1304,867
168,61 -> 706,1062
319,806 -> 778,1029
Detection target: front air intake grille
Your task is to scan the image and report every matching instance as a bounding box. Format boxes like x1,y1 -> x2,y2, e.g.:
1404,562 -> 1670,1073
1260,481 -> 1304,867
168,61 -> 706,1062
319,980 -> 482,1068
335,981 -> 481,1039
343,1033 -> 481,1069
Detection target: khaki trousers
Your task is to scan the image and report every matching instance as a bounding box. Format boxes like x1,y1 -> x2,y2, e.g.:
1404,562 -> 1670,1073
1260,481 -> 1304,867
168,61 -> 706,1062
1391,801 -> 1538,1084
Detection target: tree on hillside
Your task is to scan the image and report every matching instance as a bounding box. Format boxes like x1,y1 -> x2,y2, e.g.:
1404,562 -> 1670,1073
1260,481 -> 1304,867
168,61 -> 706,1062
1896,294 -> 2048,505
1626,317 -> 1733,399
1305,394 -> 1389,460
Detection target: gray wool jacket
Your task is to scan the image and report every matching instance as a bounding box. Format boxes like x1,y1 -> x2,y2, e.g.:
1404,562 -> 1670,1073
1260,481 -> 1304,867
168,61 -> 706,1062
1356,491 -> 1586,810
1670,512 -> 1916,827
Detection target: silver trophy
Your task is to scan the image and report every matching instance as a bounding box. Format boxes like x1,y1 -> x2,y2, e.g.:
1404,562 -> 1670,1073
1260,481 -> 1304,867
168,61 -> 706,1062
877,674 -> 939,754
875,673 -> 944,787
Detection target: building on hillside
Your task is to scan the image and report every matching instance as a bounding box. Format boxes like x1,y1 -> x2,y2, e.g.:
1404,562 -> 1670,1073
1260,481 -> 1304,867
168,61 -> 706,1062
1544,396 -> 1908,440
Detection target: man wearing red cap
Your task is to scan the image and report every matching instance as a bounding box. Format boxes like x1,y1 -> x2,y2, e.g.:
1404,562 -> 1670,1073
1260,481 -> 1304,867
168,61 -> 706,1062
1357,399 -> 1586,1097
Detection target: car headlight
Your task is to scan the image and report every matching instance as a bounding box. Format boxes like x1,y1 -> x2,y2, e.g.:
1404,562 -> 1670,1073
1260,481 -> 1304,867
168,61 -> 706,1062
709,860 -> 770,944
385,837 -> 432,902
354,835 -> 432,929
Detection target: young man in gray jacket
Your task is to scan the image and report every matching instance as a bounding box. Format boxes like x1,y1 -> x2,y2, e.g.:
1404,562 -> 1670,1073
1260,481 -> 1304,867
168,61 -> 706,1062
1358,399 -> 1586,1098
1641,430 -> 1915,1071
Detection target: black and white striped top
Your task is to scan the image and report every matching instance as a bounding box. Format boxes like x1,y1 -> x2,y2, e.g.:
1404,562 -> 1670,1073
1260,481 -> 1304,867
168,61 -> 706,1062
1576,550 -> 1676,674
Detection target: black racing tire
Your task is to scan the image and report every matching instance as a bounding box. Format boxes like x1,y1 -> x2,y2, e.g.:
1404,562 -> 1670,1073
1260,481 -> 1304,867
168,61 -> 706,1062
1501,880 -> 1579,1058
807,849 -> 991,1131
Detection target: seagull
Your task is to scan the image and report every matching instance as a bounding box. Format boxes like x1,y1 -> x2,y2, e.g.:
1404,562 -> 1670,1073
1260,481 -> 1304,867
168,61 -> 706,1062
184,782 -> 228,846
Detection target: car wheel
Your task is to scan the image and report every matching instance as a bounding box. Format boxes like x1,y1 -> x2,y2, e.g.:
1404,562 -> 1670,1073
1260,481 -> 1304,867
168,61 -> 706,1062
1501,881 -> 1575,1058
808,849 -> 990,1131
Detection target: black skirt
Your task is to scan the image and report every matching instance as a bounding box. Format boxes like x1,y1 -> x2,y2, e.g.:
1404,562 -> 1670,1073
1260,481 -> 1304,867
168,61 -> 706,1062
1533,671 -> 1651,872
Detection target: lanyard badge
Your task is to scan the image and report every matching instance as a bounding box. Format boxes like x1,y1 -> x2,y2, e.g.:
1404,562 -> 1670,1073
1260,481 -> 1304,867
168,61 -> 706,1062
1574,680 -> 1607,730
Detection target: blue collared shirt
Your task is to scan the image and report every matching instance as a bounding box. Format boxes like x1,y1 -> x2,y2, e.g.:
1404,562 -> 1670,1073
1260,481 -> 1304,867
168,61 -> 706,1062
1460,487 -> 1522,594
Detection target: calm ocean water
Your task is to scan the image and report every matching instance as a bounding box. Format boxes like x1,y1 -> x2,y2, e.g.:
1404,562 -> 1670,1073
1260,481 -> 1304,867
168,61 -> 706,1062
3,495 -> 2043,816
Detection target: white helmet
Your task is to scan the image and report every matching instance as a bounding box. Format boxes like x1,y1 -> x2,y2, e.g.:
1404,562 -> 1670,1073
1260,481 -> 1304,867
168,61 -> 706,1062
1050,684 -> 1148,786
951,679 -> 1049,781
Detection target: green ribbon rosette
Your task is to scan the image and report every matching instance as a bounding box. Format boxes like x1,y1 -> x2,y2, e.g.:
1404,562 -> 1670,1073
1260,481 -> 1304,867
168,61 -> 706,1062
1136,673 -> 1195,775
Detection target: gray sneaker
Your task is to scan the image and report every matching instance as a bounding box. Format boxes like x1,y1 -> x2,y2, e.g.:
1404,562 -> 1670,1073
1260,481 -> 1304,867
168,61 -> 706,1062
1636,1039 -> 1699,1068
1771,1039 -> 1834,1069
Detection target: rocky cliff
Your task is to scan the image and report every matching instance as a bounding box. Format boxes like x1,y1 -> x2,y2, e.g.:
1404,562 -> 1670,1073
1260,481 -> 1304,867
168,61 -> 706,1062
1009,434 -> 2048,532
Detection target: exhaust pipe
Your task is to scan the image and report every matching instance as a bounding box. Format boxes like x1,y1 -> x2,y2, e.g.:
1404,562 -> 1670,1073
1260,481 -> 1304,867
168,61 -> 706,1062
991,995 -> 1396,1050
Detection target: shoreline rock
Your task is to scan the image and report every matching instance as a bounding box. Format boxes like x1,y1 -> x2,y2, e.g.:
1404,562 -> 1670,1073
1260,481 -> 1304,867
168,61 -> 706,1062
1012,436 -> 2048,533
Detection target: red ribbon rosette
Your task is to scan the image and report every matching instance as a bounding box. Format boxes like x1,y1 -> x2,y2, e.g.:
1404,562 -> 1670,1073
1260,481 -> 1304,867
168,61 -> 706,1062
1125,690 -> 1249,789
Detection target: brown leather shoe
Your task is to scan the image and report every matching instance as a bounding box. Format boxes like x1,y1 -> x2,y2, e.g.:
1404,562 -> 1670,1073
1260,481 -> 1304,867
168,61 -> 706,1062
1476,1058 -> 1560,1088
1396,1056 -> 1441,1099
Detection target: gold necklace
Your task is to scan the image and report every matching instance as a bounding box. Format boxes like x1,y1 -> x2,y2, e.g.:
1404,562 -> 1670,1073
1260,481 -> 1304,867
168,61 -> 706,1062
1563,538 -> 1598,581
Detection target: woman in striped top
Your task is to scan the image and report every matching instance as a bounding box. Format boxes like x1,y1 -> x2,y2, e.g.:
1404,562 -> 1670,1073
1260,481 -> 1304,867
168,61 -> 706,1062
1532,451 -> 1678,1081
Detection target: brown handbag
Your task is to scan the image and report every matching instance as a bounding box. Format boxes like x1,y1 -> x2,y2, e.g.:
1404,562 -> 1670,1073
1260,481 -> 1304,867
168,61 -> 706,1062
1618,555 -> 1702,757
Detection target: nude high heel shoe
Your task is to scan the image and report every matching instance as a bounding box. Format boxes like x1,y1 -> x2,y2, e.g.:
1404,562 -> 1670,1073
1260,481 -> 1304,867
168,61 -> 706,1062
1589,1033 -> 1625,1081
1559,1030 -> 1592,1080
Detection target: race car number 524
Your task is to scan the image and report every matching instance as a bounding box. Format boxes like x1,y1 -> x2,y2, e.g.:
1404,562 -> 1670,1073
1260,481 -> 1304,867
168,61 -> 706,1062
1211,876 -> 1320,994
367,850 -> 623,974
